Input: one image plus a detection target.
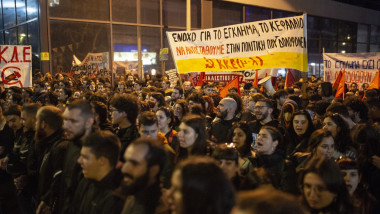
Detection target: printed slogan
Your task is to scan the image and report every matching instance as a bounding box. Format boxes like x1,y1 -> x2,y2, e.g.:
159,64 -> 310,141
323,52 -> 380,88
167,15 -> 308,73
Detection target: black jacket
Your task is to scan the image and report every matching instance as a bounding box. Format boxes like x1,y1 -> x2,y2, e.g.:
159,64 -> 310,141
7,130 -> 35,176
71,169 -> 124,214
248,151 -> 286,189
210,117 -> 238,144
57,138 -> 83,214
36,129 -> 67,204
115,124 -> 139,161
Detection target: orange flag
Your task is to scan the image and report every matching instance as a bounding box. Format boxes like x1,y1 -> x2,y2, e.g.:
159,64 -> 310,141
335,71 -> 345,98
252,70 -> 259,88
332,70 -> 343,90
220,77 -> 239,98
197,72 -> 206,86
284,69 -> 296,89
367,70 -> 380,90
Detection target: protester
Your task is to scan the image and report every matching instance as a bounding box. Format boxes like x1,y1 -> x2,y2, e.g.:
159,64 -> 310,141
248,126 -> 286,189
109,94 -> 140,160
284,110 -> 315,156
231,122 -> 254,175
2,70 -> 380,214
210,97 -> 238,144
322,112 -> 356,158
336,157 -> 380,214
177,114 -> 210,160
117,137 -> 167,214
71,130 -> 123,214
299,156 -> 354,214
156,107 -> 179,150
167,156 -> 235,214
212,144 -> 242,190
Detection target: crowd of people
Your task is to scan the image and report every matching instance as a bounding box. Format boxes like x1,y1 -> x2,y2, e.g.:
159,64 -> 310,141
0,71 -> 380,214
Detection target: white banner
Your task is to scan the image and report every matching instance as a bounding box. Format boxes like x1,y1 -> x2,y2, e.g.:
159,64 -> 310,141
323,52 -> 380,88
167,14 -> 308,73
0,45 -> 32,88
71,52 -> 109,75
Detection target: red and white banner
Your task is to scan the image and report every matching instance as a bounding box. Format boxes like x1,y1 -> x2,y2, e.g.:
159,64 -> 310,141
323,52 -> 380,89
183,69 -> 278,85
0,45 -> 32,88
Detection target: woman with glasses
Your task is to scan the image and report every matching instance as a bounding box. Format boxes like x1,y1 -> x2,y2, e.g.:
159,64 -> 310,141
299,156 -> 354,214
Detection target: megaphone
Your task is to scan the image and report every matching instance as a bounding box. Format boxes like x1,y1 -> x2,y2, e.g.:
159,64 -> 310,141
258,76 -> 276,96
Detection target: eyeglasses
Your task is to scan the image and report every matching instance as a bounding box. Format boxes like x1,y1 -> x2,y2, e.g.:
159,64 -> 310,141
254,106 -> 268,110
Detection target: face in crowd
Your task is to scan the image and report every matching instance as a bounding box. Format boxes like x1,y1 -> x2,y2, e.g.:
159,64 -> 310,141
178,122 -> 198,149
217,99 -> 229,119
256,128 -> 278,155
293,114 -> 309,136
254,101 -> 271,121
322,117 -> 339,138
232,127 -> 246,150
63,108 -> 88,140
121,144 -> 151,194
302,172 -> 337,210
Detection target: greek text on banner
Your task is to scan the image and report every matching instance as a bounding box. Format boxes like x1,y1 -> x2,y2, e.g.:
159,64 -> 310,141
323,52 -> 380,89
0,45 -> 32,88
166,14 -> 308,73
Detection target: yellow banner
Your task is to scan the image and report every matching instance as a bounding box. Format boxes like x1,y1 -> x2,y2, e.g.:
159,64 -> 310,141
176,52 -> 307,73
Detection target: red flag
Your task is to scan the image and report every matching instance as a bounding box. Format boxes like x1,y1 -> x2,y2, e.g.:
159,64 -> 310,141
284,69 -> 295,89
368,70 -> 380,90
252,70 -> 259,88
332,70 -> 343,90
335,71 -> 345,98
220,77 -> 239,98
197,72 -> 206,87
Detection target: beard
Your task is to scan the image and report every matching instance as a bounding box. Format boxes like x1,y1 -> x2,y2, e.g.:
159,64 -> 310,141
34,126 -> 47,142
257,111 -> 269,121
66,127 -> 86,141
218,109 -> 228,119
121,171 -> 150,195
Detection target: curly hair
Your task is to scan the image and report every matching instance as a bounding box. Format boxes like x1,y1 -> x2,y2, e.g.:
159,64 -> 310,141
110,94 -> 139,124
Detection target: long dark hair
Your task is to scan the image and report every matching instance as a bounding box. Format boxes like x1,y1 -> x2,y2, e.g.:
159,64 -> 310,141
299,156 -> 354,213
232,122 -> 253,158
288,110 -> 315,139
323,113 -> 353,154
177,156 -> 235,214
307,129 -> 334,154
181,114 -> 207,155
260,126 -> 283,154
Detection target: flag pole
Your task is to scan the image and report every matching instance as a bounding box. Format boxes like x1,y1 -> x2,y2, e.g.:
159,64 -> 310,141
322,48 -> 325,80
